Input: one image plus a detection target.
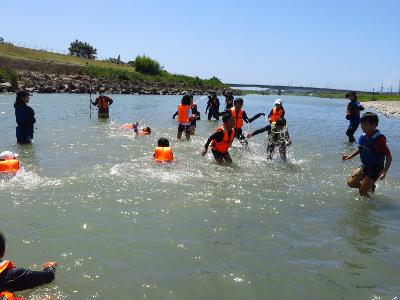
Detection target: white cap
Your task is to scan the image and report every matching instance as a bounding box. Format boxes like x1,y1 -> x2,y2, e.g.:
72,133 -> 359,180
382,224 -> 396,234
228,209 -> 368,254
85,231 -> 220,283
274,99 -> 282,105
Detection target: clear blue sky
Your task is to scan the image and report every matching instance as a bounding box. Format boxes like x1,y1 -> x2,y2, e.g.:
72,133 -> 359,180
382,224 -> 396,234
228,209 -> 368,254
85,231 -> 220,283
1,0 -> 399,91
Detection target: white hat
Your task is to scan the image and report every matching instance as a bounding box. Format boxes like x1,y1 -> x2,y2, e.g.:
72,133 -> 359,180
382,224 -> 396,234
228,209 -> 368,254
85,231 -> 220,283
274,99 -> 282,105
0,151 -> 18,160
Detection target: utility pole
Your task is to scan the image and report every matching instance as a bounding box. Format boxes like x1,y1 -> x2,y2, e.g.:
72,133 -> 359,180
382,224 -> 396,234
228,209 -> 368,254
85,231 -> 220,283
399,80 -> 400,95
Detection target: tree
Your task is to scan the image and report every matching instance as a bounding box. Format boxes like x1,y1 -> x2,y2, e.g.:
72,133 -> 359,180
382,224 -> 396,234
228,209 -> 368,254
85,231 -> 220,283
68,39 -> 97,59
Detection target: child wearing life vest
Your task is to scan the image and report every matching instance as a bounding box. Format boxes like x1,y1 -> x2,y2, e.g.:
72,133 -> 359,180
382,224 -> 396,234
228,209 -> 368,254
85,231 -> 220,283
248,117 -> 291,160
154,138 -> 174,162
175,95 -> 194,140
345,91 -> 364,143
0,231 -> 57,299
202,113 -> 235,164
230,98 -> 265,147
268,99 -> 285,124
122,122 -> 151,136
342,112 -> 392,197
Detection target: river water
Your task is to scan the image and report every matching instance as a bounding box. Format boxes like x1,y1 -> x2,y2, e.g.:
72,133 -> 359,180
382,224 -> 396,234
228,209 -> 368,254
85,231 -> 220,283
0,94 -> 399,300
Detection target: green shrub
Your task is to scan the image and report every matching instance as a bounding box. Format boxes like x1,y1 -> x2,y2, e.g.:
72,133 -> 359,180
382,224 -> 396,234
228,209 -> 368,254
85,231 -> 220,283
0,67 -> 18,88
132,55 -> 162,75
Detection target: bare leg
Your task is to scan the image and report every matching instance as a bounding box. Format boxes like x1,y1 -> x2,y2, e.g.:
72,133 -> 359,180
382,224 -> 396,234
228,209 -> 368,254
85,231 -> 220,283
359,176 -> 376,197
347,168 -> 364,189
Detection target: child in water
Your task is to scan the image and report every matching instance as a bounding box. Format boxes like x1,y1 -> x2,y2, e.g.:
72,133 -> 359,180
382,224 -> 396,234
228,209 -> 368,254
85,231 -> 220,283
122,122 -> 151,136
230,98 -> 265,147
175,94 -> 194,141
173,97 -> 200,136
248,117 -> 291,160
154,137 -> 174,162
342,112 -> 392,197
202,113 -> 235,164
0,231 -> 57,300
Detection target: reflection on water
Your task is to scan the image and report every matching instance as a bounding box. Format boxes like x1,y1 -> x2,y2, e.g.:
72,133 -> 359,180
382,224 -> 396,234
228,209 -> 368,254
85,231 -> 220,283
338,200 -> 381,255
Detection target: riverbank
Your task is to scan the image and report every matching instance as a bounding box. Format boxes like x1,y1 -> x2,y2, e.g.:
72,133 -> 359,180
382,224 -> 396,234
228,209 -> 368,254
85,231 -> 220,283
0,44 -> 230,94
363,101 -> 400,118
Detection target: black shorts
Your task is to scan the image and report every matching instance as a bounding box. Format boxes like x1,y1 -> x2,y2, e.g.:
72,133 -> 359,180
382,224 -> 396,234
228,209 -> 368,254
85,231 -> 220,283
361,164 -> 384,181
211,149 -> 229,159
234,128 -> 246,140
178,124 -> 190,134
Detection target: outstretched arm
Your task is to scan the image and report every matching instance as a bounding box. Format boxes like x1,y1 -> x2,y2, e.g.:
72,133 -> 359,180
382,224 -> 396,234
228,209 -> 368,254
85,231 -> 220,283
172,111 -> 178,119
1,262 -> 57,292
248,125 -> 271,138
248,112 -> 266,123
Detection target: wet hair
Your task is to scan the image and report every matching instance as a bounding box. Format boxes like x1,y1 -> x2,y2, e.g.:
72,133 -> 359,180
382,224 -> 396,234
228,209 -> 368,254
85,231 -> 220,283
360,112 -> 379,125
181,94 -> 192,106
0,231 -> 5,257
234,98 -> 244,104
143,127 -> 151,134
222,113 -> 233,123
157,137 -> 170,147
276,118 -> 287,127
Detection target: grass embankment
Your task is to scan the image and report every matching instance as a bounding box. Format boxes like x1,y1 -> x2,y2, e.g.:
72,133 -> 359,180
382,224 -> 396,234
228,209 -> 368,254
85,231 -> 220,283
0,44 -> 134,71
0,44 -> 226,89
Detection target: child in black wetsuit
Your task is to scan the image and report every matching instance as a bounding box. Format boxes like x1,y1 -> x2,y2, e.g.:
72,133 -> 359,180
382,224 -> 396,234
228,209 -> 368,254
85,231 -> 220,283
0,231 -> 57,299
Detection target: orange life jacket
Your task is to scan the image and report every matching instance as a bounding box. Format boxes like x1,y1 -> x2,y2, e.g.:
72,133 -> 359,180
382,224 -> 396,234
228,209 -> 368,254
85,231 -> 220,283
230,107 -> 243,129
0,291 -> 16,300
97,96 -> 109,110
0,160 -> 19,173
177,104 -> 191,124
138,130 -> 151,136
270,107 -> 284,123
211,126 -> 235,153
154,147 -> 174,162
0,260 -> 14,274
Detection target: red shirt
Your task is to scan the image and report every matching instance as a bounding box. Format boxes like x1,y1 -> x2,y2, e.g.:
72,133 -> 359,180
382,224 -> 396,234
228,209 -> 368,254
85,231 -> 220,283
373,135 -> 391,156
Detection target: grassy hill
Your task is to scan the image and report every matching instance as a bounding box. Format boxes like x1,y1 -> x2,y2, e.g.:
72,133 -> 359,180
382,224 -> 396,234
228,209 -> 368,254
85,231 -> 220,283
0,44 -> 226,91
0,44 -> 134,71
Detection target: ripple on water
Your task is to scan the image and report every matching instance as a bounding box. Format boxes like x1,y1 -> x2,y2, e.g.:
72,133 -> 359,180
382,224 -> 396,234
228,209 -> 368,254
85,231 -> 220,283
0,167 -> 63,192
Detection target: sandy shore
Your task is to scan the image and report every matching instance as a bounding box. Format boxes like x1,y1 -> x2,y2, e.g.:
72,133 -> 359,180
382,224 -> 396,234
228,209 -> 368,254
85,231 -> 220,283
363,101 -> 400,118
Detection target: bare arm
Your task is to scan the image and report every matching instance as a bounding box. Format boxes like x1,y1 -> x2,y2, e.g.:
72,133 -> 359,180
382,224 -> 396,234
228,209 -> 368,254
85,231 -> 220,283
342,149 -> 360,161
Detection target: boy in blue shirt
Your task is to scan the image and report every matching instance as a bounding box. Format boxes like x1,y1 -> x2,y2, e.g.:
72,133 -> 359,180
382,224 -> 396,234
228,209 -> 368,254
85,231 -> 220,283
342,112 -> 392,197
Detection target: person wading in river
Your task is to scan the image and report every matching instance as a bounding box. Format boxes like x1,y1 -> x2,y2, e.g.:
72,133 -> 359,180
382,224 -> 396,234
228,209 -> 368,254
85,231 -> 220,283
14,90 -> 36,144
345,91 -> 364,143
92,88 -> 113,118
342,112 -> 392,197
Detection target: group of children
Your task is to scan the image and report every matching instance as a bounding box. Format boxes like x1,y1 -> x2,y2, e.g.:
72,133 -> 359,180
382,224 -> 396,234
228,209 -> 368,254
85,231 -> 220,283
0,90 -> 395,299
129,91 -> 392,199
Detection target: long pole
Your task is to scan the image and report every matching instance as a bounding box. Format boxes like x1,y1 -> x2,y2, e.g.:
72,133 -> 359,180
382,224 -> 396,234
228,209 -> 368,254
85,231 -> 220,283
89,82 -> 92,119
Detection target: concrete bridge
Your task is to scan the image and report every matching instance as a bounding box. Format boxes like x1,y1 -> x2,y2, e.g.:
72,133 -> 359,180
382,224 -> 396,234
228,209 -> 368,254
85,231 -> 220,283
226,83 -> 349,93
